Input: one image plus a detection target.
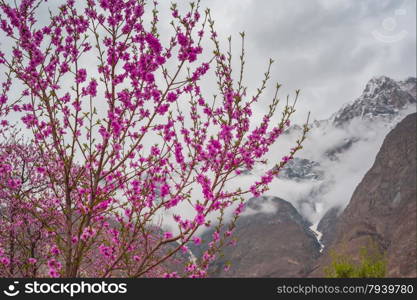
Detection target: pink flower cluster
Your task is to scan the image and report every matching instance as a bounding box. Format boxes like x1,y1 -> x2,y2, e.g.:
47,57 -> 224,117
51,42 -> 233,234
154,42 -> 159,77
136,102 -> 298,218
0,0 -> 306,278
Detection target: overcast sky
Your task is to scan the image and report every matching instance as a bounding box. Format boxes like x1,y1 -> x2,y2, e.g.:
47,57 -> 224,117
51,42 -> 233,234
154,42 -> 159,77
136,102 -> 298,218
190,0 -> 417,123
1,0 -> 415,124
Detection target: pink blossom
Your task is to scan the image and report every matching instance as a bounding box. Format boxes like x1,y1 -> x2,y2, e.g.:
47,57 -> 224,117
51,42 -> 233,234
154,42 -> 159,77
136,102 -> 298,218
166,92 -> 178,103
163,232 -> 173,240
177,32 -> 189,46
28,258 -> 37,264
133,255 -> 141,262
76,69 -> 87,83
49,268 -> 60,278
194,214 -> 205,225
50,245 -> 60,256
163,272 -> 179,278
156,104 -> 169,115
0,257 -> 10,266
0,0 -> 302,278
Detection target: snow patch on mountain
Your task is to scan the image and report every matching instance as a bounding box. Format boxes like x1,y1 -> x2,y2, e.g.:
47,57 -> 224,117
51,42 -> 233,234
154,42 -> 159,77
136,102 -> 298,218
309,223 -> 324,253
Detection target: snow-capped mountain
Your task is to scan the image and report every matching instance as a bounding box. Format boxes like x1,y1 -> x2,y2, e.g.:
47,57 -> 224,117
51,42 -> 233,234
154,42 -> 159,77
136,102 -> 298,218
330,76 -> 416,127
267,76 -> 416,225
399,77 -> 417,97
285,76 -> 416,162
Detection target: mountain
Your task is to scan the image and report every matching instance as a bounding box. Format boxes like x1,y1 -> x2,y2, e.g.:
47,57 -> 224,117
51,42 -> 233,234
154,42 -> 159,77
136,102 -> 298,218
309,76 -> 416,161
310,113 -> 416,277
277,158 -> 324,181
316,206 -> 341,248
193,196 -> 321,277
331,76 -> 416,127
275,76 -> 416,225
289,76 -> 416,139
398,77 -> 417,98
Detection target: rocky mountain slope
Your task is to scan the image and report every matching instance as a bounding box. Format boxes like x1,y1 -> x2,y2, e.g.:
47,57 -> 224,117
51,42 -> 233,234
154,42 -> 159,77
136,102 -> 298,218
316,206 -> 341,248
310,113 -> 416,277
193,196 -> 321,277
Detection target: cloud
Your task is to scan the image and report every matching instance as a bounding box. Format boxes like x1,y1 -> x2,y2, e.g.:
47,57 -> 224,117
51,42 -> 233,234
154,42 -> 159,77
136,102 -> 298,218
200,0 -> 416,123
2,0 -> 415,133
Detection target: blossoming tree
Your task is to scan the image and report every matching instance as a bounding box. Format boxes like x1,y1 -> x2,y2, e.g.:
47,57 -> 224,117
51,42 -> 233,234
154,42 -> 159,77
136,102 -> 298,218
0,0 -> 309,277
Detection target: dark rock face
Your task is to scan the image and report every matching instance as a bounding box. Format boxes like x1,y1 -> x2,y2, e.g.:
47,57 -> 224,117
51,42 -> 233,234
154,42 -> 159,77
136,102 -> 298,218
324,137 -> 360,161
316,206 -> 341,248
310,113 -> 417,277
197,197 -> 321,277
278,158 -> 324,181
